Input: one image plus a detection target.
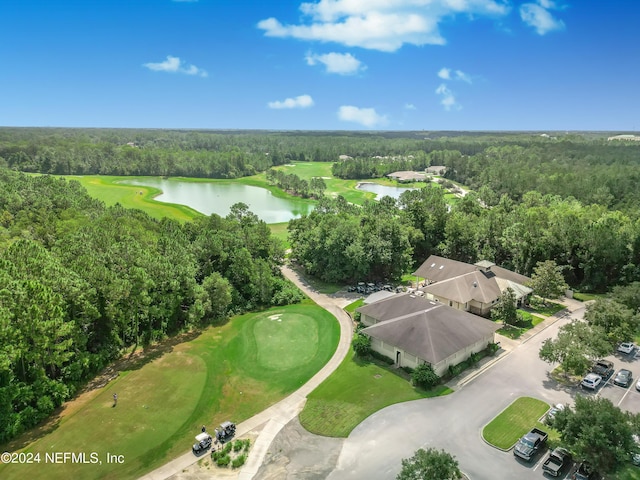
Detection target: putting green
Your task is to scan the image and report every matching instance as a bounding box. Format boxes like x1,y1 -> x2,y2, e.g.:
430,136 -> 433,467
0,302 -> 339,480
253,313 -> 318,370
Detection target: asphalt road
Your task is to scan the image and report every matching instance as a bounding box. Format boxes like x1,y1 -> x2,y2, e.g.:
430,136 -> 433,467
327,307 -> 586,480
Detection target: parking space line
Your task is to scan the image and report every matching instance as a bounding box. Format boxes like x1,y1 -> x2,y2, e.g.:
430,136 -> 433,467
532,454 -> 545,471
619,385 -> 633,406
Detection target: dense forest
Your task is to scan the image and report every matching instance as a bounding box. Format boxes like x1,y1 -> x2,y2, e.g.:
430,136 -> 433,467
0,169 -> 301,442
2,127 -> 640,442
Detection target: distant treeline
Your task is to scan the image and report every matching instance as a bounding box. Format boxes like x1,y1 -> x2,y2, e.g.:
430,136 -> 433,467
0,168 -> 301,442
2,128 -> 640,211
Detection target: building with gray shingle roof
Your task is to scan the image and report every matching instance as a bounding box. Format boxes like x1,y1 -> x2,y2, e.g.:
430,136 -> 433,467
358,295 -> 498,375
413,255 -> 532,316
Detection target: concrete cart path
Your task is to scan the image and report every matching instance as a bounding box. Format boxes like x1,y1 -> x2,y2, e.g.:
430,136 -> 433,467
139,265 -> 354,480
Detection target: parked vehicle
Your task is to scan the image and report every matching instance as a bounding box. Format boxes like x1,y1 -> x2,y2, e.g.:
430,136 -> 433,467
618,342 -> 635,354
192,432 -> 212,455
542,447 -> 572,477
581,373 -> 603,390
514,427 -> 548,461
636,378 -> 640,392
572,462 -> 599,480
591,360 -> 614,379
546,403 -> 565,423
614,369 -> 633,387
215,421 -> 236,443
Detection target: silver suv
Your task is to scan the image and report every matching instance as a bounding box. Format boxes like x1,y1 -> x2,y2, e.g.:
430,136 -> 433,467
581,373 -> 602,390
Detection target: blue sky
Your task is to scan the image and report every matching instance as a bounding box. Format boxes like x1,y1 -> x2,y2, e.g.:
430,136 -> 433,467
1,0 -> 638,131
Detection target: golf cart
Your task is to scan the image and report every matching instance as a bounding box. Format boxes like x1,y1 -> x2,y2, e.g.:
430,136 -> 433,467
215,421 -> 236,443
192,432 -> 212,455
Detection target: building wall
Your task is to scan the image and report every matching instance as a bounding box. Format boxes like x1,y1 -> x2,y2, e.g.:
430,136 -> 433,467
368,334 -> 494,377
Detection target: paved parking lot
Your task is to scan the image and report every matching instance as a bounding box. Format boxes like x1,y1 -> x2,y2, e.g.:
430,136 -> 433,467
584,348 -> 640,413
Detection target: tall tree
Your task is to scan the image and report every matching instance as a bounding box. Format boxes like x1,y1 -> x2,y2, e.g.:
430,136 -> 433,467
553,396 -> 637,474
397,448 -> 462,480
528,260 -> 568,304
539,320 -> 611,376
584,299 -> 638,346
491,288 -> 519,326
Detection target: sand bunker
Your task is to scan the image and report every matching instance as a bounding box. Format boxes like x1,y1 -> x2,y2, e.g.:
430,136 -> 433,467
268,314 -> 283,322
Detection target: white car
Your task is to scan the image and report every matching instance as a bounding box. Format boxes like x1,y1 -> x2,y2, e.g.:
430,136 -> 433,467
618,342 -> 635,354
547,403 -> 565,420
581,373 -> 602,390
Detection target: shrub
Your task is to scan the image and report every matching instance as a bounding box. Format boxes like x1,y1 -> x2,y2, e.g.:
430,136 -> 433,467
243,439 -> 251,451
233,440 -> 243,452
216,454 -> 231,467
222,442 -> 232,454
352,333 -> 371,357
411,363 -> 440,389
486,342 -> 500,355
232,454 -> 247,469
354,311 -> 361,322
369,350 -> 394,365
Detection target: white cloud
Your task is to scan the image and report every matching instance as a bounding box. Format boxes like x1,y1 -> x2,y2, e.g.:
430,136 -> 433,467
438,67 -> 472,83
305,52 -> 365,75
338,105 -> 388,127
143,56 -> 208,77
454,69 -> 472,83
437,67 -> 451,80
435,83 -> 461,111
268,94 -> 315,109
520,1 -> 565,35
404,103 -> 417,110
258,0 -> 511,52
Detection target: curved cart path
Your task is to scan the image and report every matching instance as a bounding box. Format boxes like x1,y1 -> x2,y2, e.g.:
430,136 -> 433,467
139,265 -> 354,480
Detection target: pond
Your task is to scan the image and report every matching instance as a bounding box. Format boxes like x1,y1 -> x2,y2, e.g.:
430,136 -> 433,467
356,182 -> 418,200
121,178 -> 314,223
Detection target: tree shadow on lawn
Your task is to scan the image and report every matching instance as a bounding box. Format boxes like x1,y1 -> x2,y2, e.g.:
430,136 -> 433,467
1,329 -> 203,453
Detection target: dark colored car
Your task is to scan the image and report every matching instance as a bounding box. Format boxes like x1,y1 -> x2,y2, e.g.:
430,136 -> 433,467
614,369 -> 633,388
192,433 -> 212,455
592,360 -> 614,379
572,462 -> 599,480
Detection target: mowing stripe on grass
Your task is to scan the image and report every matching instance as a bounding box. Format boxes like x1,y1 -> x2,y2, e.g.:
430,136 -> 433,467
482,397 -> 550,450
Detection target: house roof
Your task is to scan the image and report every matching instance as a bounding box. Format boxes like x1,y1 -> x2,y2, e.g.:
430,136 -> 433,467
413,255 -> 476,283
357,293 -> 430,322
490,265 -> 531,286
421,271 -> 501,304
361,302 -> 499,364
386,171 -> 426,181
363,290 -> 397,305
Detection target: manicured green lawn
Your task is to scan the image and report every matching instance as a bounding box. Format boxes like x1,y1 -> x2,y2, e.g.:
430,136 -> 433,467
268,222 -> 290,247
482,397 -> 550,449
0,302 -> 339,480
528,298 -> 566,316
573,292 -> 608,302
496,310 -> 545,339
67,176 -> 202,222
299,350 -> 452,438
344,299 -> 365,315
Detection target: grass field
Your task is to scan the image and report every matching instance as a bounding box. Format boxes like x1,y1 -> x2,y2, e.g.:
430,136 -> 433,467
496,310 -> 546,339
482,397 -> 550,449
68,176 -> 203,222
0,302 -> 339,480
299,350 -> 452,438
